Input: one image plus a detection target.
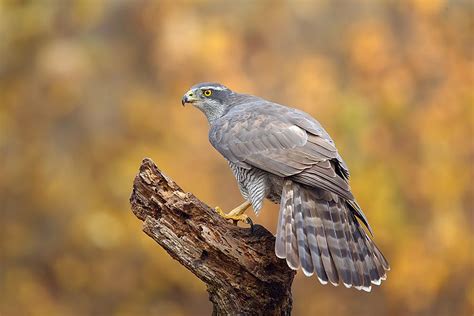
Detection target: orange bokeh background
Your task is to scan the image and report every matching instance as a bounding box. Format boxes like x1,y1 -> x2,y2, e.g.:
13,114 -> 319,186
1,1 -> 472,315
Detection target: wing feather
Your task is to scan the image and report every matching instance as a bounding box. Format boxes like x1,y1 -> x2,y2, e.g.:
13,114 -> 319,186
209,102 -> 354,200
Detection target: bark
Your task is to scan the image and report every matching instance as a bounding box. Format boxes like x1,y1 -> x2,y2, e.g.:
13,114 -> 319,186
130,158 -> 295,315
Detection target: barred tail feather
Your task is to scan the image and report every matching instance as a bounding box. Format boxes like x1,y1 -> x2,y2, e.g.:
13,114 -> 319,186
317,192 -> 353,287
275,180 -> 390,291
275,187 -> 287,259
302,190 -> 328,283
349,213 -> 372,291
293,184 -> 314,276
277,180 -> 300,269
342,208 -> 365,290
310,203 -> 340,285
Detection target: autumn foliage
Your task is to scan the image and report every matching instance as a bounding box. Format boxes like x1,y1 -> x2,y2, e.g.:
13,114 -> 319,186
1,1 -> 472,315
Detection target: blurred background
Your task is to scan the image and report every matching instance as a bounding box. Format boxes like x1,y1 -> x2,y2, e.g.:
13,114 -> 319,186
1,0 -> 472,315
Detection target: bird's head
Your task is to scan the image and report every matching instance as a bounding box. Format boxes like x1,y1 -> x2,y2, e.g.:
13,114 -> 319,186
182,82 -> 233,122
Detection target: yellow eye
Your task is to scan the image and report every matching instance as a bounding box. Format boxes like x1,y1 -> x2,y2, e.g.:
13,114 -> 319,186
203,89 -> 212,97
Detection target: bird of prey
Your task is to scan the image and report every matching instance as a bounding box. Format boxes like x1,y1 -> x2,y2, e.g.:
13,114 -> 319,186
182,82 -> 389,291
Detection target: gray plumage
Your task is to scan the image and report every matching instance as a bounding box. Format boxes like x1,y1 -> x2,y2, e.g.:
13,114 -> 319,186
182,82 -> 389,291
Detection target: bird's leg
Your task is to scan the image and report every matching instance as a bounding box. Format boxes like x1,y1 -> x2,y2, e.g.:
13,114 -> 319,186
227,200 -> 251,216
214,201 -> 253,226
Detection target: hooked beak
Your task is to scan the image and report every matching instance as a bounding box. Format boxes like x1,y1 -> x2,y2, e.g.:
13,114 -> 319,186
181,91 -> 198,106
181,95 -> 188,106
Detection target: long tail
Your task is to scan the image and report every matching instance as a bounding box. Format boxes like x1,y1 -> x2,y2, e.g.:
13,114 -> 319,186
275,180 -> 389,292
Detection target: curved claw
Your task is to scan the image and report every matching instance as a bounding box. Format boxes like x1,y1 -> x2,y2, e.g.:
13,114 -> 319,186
246,217 -> 254,233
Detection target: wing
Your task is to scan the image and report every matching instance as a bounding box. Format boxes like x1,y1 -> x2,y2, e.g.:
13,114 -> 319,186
209,100 -> 353,201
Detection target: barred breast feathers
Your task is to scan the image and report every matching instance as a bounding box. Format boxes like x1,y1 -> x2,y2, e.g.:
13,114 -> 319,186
228,162 -> 268,214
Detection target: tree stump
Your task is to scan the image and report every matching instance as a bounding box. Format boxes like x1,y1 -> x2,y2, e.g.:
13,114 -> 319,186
130,158 -> 295,315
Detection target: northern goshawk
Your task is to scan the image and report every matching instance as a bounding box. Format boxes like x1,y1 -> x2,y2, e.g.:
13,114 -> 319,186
182,82 -> 389,291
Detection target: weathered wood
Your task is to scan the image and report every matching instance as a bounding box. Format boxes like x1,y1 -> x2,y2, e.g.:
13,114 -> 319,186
130,158 -> 295,315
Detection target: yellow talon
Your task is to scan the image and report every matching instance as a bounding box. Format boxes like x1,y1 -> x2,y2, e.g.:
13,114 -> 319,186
214,201 -> 253,227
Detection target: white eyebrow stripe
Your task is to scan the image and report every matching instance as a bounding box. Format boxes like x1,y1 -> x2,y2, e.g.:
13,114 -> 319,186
198,86 -> 227,91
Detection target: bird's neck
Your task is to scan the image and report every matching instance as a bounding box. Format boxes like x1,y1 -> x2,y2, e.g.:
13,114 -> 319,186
204,109 -> 224,125
202,106 -> 227,125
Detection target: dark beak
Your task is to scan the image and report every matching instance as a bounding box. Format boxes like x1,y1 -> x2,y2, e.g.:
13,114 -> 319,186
181,95 -> 188,106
